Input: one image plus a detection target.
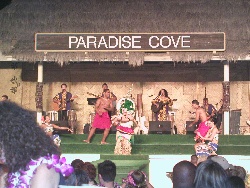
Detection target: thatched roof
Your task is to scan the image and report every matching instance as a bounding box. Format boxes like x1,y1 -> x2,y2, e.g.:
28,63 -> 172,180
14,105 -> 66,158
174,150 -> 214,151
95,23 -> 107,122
0,0 -> 249,65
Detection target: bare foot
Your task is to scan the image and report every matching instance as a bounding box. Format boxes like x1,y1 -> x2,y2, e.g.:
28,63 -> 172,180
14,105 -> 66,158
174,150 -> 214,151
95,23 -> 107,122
100,141 -> 109,145
83,140 -> 90,143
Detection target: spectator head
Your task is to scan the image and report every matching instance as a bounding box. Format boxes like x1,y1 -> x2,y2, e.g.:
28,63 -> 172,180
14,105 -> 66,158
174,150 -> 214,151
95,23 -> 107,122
71,159 -> 84,170
124,170 -> 147,188
227,165 -> 246,182
210,156 -> 234,170
98,160 -> 116,184
65,169 -> 89,186
194,159 -> 229,188
82,162 -> 97,185
191,154 -> 198,166
0,101 -> 60,172
197,155 -> 208,165
173,160 -> 196,188
228,176 -> 245,188
1,95 -> 8,101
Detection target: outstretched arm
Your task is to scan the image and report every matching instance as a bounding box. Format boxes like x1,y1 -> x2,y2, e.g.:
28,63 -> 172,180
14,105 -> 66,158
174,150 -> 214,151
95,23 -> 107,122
53,124 -> 72,132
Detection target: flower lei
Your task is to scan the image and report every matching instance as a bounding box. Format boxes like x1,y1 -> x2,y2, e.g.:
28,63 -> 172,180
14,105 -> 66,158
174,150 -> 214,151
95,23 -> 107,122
7,154 -> 74,188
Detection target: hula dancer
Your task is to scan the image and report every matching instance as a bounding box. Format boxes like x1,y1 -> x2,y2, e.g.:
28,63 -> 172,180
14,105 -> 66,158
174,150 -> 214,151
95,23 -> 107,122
112,99 -> 135,155
41,115 -> 72,146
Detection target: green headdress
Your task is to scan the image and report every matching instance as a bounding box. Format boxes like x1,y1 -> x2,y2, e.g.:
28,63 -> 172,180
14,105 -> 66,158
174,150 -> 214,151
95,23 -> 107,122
120,99 -> 135,114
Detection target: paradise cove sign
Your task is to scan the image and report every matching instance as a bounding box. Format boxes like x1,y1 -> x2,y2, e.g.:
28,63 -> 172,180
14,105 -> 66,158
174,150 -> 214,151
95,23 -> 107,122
35,32 -> 225,52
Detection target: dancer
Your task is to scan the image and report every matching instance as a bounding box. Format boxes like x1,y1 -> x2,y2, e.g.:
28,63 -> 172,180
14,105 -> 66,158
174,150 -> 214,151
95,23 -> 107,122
101,83 -> 117,116
112,99 -> 135,155
189,100 -> 209,143
83,89 -> 113,144
41,115 -> 72,146
195,116 -> 220,156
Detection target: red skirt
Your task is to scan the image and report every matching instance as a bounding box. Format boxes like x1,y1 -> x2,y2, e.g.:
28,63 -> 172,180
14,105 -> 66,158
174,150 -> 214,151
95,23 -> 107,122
92,112 -> 111,129
116,125 -> 134,135
197,121 -> 209,137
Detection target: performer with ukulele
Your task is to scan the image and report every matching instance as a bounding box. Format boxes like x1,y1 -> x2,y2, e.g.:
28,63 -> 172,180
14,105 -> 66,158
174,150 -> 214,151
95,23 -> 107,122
201,88 -> 217,120
52,83 -> 77,121
202,97 -> 217,120
151,89 -> 173,121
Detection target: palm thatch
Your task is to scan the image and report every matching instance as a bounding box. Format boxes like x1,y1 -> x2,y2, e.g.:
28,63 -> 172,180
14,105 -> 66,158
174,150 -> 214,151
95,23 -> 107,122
0,0 -> 249,65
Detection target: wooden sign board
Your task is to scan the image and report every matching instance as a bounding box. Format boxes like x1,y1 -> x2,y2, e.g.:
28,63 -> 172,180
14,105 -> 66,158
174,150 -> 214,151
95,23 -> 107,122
35,32 -> 225,52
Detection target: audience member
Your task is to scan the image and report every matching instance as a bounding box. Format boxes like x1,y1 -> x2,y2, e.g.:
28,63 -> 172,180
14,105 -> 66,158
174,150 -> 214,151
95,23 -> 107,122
226,165 -> 246,182
0,101 -> 73,187
121,170 -> 154,188
82,162 -> 98,185
98,160 -> 121,188
71,159 -> 85,170
190,154 -> 198,166
197,155 -> 208,165
228,176 -> 245,188
245,174 -> 250,188
194,159 -> 230,188
1,95 -> 8,101
210,155 -> 234,171
173,160 -> 196,188
65,168 -> 90,186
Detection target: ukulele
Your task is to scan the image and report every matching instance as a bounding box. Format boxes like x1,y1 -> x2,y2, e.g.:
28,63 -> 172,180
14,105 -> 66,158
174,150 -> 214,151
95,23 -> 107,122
52,95 -> 78,111
151,99 -> 177,113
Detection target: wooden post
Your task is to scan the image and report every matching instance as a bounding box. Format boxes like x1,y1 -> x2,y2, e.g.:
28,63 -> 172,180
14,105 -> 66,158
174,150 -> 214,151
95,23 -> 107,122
223,61 -> 230,135
36,61 -> 44,125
